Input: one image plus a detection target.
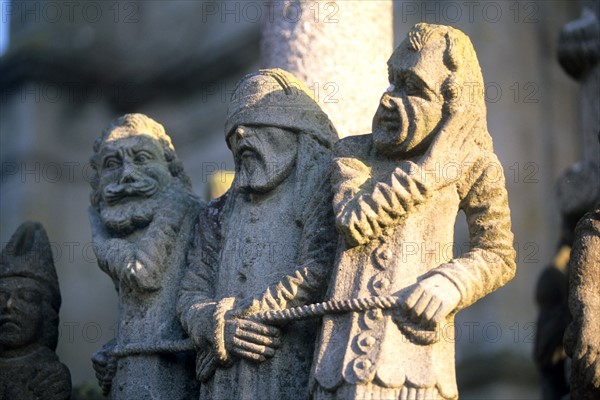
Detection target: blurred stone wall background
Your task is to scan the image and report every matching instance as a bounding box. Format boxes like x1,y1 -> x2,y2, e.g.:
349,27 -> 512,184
0,1 -> 586,398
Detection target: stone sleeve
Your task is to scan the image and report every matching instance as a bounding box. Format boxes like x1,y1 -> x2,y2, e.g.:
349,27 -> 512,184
430,153 -> 517,310
258,173 -> 337,312
176,207 -> 221,349
332,156 -> 431,248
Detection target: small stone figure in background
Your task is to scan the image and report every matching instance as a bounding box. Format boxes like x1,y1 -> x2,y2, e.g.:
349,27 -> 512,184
311,23 -> 516,400
178,69 -> 337,400
0,221 -> 71,400
535,4 -> 600,399
564,200 -> 600,400
88,114 -> 201,399
534,163 -> 598,399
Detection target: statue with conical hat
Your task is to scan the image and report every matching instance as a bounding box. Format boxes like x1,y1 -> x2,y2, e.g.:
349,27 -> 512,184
0,221 -> 71,400
88,113 -> 201,399
177,68 -> 338,400
310,23 -> 516,400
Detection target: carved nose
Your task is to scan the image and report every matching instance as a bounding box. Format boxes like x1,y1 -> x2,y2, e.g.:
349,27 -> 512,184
236,126 -> 246,140
5,295 -> 14,310
380,93 -> 397,110
119,163 -> 136,184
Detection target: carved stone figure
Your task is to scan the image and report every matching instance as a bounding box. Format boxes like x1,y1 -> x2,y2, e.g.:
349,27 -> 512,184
564,201 -> 600,400
535,5 -> 600,398
0,221 -> 71,400
88,114 -> 201,399
534,163 -> 598,399
310,23 -> 516,400
177,69 -> 337,400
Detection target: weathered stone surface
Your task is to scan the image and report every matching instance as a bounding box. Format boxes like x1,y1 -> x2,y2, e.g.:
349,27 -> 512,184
564,203 -> 600,400
88,114 -> 201,399
534,4 -> 600,398
0,221 -> 71,400
310,24 -> 516,400
534,162 -> 599,399
177,69 -> 337,400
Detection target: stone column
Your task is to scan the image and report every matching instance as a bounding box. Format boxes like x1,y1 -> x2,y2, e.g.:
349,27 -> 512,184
261,1 -> 393,138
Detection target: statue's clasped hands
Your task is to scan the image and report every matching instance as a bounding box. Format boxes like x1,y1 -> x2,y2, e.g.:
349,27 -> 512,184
223,298 -> 282,363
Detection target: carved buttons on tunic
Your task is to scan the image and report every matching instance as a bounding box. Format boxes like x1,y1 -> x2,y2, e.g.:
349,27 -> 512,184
362,308 -> 384,329
356,331 -> 377,353
370,274 -> 391,296
373,247 -> 393,270
351,355 -> 376,383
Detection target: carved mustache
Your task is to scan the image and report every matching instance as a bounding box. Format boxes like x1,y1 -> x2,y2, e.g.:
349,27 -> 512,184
103,180 -> 158,205
236,138 -> 265,162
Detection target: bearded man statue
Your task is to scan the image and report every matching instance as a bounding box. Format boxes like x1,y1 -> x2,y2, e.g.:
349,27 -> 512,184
88,113 -> 201,399
0,221 -> 71,400
310,23 -> 516,400
177,69 -> 337,400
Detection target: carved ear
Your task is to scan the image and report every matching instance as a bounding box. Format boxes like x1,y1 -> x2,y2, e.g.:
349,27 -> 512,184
444,33 -> 462,72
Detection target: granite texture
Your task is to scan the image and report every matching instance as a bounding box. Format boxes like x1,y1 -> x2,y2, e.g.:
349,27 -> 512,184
0,221 -> 71,400
310,24 -> 516,400
564,204 -> 600,400
178,69 -> 337,400
88,114 -> 201,399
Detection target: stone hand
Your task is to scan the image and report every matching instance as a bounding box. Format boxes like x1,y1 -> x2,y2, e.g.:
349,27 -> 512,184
92,340 -> 118,396
397,274 -> 461,329
573,338 -> 600,388
223,316 -> 281,363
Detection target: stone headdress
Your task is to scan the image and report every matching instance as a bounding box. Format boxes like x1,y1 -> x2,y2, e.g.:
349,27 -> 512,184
0,221 -> 61,313
224,69 -> 337,221
1,221 -> 61,351
224,68 -> 337,148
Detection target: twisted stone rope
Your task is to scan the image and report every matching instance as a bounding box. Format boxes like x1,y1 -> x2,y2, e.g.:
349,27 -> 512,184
110,295 -> 406,357
253,294 -> 403,323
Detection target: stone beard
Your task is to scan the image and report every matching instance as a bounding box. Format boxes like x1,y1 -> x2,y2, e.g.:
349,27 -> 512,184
88,114 -> 200,400
178,69 -> 337,400
231,125 -> 298,194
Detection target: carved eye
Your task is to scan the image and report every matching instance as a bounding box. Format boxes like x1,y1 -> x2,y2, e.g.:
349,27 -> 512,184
103,156 -> 121,170
405,77 -> 422,96
134,151 -> 154,164
17,289 -> 39,303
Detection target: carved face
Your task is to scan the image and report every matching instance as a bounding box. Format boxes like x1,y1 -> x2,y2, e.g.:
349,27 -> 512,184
0,277 -> 43,351
228,125 -> 297,193
373,38 -> 447,157
96,133 -> 173,233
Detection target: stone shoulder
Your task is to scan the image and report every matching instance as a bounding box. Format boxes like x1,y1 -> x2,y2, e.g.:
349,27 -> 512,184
333,134 -> 373,159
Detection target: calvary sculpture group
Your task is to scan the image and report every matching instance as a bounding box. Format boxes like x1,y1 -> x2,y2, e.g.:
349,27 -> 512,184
1,23 -> 598,400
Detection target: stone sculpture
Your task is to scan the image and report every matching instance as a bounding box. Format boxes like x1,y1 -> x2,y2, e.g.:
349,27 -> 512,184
310,23 -> 516,400
177,69 -> 337,399
535,5 -> 600,398
534,163 -> 598,399
564,200 -> 600,400
0,221 -> 71,400
88,114 -> 201,399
